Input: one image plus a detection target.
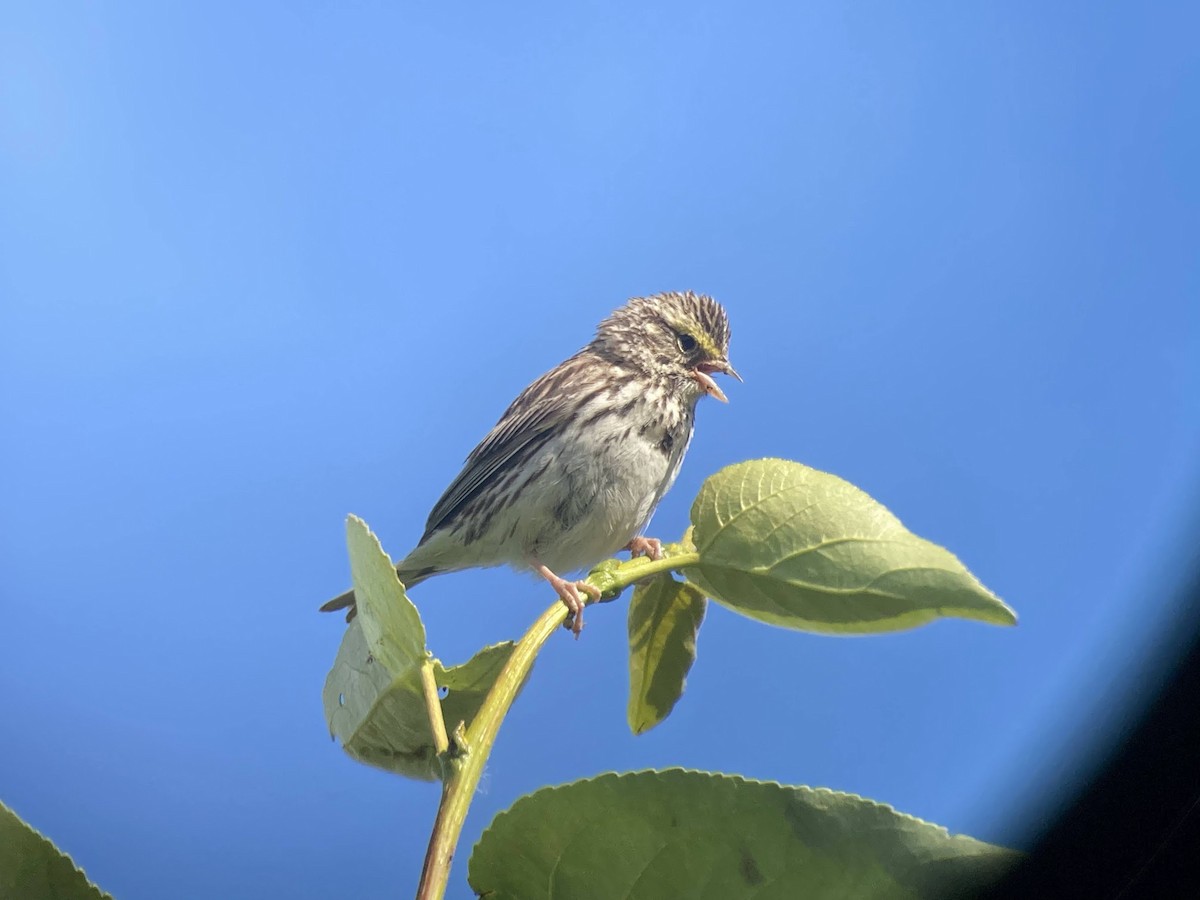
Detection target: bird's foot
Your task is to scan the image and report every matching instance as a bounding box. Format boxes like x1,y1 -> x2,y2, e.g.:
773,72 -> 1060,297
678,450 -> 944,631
536,565 -> 602,638
625,536 -> 663,560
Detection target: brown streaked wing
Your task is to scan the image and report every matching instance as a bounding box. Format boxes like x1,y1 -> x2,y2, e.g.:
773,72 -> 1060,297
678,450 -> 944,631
418,351 -> 600,542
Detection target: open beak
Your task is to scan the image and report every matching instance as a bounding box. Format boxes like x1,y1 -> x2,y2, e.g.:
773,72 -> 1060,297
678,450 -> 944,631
692,359 -> 742,403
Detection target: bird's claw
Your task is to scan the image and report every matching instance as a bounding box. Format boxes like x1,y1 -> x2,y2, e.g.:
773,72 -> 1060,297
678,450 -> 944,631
537,564 -> 602,638
557,580 -> 602,638
625,536 -> 663,560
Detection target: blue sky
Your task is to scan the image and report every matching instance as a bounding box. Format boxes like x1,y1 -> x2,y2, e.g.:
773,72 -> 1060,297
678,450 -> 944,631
2,3 -> 1198,898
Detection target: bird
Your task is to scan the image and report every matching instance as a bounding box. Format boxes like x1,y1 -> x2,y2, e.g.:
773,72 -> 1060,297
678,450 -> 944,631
320,291 -> 739,635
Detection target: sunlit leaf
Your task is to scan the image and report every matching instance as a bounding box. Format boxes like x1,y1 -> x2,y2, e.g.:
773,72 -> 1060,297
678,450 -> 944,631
324,622 -> 520,780
323,620 -> 439,779
323,516 -> 517,780
344,514 -> 426,674
685,459 -> 1016,633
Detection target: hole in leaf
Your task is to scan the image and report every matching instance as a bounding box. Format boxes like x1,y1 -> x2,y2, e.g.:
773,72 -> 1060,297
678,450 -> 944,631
438,686 -> 450,699
338,693 -> 345,706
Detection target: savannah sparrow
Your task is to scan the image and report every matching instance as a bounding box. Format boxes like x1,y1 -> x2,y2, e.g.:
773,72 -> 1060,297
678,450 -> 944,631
321,291 -> 738,635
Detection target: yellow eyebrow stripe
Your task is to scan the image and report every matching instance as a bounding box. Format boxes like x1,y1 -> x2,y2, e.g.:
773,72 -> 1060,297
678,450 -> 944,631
665,314 -> 722,357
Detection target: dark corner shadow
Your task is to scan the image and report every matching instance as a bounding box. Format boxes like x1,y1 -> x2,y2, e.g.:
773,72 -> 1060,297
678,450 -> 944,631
969,521 -> 1200,899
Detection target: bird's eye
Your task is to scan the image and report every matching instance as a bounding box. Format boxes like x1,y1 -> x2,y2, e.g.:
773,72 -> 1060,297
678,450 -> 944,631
677,332 -> 697,353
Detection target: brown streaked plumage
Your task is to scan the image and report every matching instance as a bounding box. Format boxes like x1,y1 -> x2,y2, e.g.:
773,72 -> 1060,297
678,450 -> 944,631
321,291 -> 739,635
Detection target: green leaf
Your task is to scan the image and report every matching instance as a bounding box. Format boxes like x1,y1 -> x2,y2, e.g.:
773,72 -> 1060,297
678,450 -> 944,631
468,769 -> 1019,899
323,622 -> 519,780
323,619 -> 440,779
627,574 -> 707,735
685,459 -> 1016,633
344,514 -> 426,674
0,800 -> 113,900
323,515 -> 435,778
434,642 -> 519,735
323,516 -> 518,780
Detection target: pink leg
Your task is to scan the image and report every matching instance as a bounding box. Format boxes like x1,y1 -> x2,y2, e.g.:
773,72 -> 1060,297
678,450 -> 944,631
534,564 -> 602,638
625,536 -> 663,560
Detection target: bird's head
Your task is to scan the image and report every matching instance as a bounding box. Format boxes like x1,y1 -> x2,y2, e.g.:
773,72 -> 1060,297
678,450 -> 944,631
592,291 -> 741,402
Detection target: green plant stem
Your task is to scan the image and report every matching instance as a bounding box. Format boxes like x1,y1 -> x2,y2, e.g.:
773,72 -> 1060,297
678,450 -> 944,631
592,552 -> 700,597
419,660 -> 450,757
414,549 -> 700,900
415,600 -> 562,900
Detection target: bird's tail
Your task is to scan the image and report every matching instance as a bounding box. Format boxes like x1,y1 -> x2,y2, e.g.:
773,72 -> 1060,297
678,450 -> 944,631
318,565 -> 439,622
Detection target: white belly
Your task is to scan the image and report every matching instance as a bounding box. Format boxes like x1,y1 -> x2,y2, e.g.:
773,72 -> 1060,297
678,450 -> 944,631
519,409 -> 693,573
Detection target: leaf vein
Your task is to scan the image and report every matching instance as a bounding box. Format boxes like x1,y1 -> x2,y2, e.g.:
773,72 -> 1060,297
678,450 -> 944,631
696,482 -> 802,552
753,500 -> 820,544
624,839 -> 676,895
765,536 -> 926,571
